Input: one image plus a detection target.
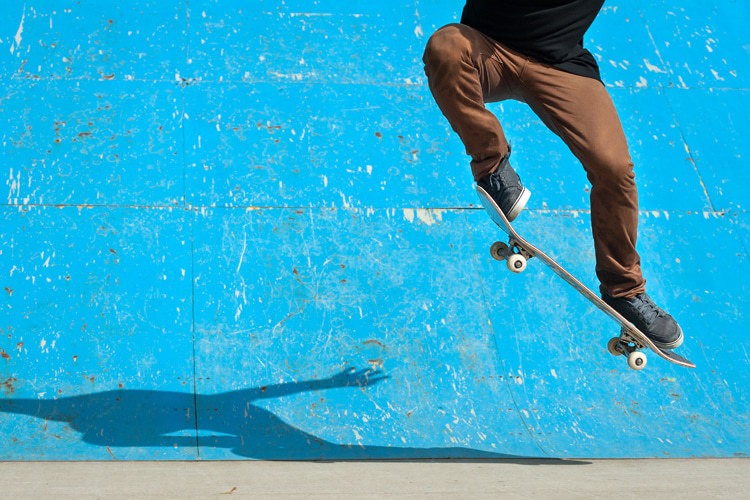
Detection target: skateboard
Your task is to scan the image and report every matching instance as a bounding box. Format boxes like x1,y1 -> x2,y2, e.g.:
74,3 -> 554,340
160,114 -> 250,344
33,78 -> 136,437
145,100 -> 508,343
476,185 -> 695,371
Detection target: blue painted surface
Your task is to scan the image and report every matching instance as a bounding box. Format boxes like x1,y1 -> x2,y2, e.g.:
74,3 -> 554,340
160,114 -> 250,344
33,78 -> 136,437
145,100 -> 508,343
1,0 -> 749,460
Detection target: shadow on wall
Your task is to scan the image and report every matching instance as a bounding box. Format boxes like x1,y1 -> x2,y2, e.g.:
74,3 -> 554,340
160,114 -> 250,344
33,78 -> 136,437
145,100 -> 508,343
0,368 -> 585,462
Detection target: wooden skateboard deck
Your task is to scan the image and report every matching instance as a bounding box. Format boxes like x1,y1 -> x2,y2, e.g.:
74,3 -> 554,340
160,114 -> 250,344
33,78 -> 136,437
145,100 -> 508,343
476,185 -> 695,370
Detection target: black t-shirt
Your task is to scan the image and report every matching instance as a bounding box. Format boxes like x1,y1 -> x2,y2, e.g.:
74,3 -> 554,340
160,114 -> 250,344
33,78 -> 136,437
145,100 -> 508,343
461,0 -> 605,80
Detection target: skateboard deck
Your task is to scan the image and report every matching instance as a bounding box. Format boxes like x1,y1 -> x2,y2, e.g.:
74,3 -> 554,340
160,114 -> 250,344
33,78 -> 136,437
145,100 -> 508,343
476,185 -> 695,370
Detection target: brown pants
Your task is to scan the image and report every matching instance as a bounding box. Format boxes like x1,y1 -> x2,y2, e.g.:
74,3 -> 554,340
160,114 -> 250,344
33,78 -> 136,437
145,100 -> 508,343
423,24 -> 646,298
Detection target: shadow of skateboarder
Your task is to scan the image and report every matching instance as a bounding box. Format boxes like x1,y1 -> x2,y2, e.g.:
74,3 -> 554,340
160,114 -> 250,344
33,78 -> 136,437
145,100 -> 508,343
0,367 -> 570,461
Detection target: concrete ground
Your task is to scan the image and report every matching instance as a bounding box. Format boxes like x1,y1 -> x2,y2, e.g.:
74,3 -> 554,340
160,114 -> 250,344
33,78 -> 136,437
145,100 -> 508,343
1,459 -> 748,499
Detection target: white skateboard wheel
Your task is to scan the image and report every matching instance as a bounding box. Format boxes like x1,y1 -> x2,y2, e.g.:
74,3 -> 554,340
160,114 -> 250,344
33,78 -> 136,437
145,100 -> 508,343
490,241 -> 508,261
607,337 -> 622,356
507,254 -> 527,273
627,351 -> 647,370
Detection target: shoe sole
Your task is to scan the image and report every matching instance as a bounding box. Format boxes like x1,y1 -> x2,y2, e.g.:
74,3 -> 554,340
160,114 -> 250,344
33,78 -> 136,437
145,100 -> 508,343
651,327 -> 684,350
506,188 -> 531,222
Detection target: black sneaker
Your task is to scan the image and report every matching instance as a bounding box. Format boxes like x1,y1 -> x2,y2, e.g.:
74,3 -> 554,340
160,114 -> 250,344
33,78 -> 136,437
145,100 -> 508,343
476,153 -> 531,222
602,292 -> 684,350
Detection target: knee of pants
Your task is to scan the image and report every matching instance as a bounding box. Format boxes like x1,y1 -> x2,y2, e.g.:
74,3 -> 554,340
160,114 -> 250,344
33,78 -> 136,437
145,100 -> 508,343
583,148 -> 636,190
423,24 -> 474,70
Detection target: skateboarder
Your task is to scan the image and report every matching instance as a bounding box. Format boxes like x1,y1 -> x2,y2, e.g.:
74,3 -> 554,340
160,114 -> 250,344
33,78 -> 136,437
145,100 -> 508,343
423,0 -> 683,349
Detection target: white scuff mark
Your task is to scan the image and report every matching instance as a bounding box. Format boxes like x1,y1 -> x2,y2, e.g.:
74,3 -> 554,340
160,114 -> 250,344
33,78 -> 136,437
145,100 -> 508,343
340,106 -> 381,113
236,226 -> 247,273
10,7 -> 25,55
366,165 -> 372,175
643,59 -> 665,73
551,369 -> 558,379
40,339 -> 46,350
340,192 -> 352,208
290,12 -> 333,18
8,168 -> 22,203
322,175 -> 328,187
711,69 -> 724,81
414,25 -> 423,38
416,208 -> 445,225
403,208 -> 415,222
678,75 -> 687,89
651,211 -> 660,218
636,76 -> 648,88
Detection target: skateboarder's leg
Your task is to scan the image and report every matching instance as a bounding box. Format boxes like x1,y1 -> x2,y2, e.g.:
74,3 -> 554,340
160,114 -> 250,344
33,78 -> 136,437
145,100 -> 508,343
423,24 -> 531,220
518,65 -> 682,349
423,24 -> 511,181
515,66 -> 646,299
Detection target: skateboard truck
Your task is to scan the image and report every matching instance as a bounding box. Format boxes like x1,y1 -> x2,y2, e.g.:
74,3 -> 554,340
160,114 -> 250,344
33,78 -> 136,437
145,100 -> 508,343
490,238 -> 534,273
607,328 -> 649,370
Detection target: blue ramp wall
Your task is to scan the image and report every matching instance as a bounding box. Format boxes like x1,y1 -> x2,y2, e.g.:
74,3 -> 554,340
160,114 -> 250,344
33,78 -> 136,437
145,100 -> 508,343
1,0 -> 749,460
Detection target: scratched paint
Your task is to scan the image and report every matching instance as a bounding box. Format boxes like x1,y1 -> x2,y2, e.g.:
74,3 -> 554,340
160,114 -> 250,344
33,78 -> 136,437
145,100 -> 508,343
192,207 -> 538,459
633,0 -> 750,88
0,79 -> 182,207
181,82 -> 469,209
0,2 -> 187,81
1,0 -> 750,461
0,205 -> 196,460
665,89 -> 750,213
587,3 -> 671,89
187,0 -> 425,85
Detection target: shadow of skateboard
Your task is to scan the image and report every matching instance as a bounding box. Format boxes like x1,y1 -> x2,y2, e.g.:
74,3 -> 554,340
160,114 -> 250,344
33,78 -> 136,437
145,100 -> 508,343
476,185 -> 695,371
